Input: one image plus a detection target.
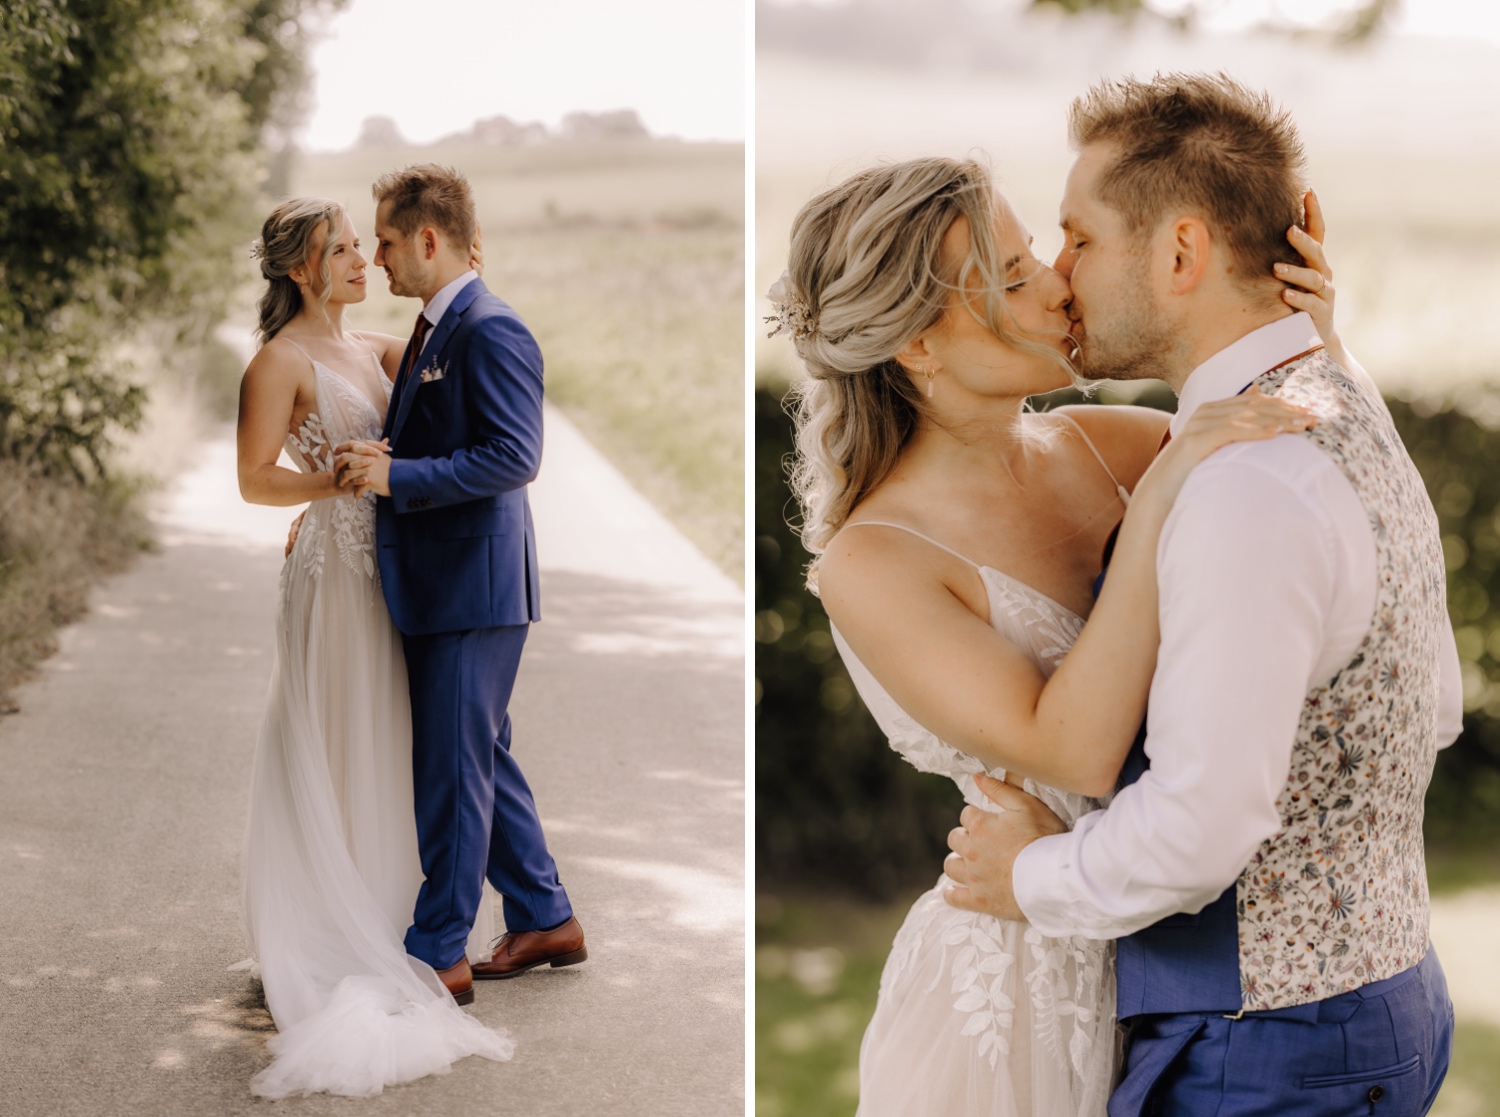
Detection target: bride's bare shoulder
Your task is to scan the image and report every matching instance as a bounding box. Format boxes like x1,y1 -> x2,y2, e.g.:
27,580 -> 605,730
1042,403 -> 1172,491
819,516 -> 968,614
242,335 -> 310,386
239,338 -> 317,420
352,330 -> 405,378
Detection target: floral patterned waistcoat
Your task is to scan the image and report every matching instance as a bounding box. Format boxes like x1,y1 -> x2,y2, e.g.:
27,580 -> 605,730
1236,351 -> 1447,1010
1115,350 -> 1448,1019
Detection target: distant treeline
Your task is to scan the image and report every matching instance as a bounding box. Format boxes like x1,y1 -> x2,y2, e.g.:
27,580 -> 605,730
756,382 -> 1500,898
357,108 -> 658,150
0,0 -> 341,697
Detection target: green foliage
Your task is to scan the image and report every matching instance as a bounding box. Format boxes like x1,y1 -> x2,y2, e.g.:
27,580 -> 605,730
755,381 -> 1500,901
1029,0 -> 1396,40
0,0 -> 343,478
1388,395 -> 1500,847
1030,0 -> 1143,15
755,385 -> 964,898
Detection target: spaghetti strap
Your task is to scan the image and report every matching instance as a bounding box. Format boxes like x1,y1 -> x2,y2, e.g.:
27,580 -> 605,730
279,337 -> 314,366
1057,414 -> 1132,506
840,521 -> 983,570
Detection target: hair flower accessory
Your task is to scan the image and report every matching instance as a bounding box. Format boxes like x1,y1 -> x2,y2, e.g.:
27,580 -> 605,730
765,271 -> 817,342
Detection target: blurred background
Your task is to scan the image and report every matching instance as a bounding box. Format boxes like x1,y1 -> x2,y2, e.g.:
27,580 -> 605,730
0,0 -> 745,715
753,2 -> 1500,1114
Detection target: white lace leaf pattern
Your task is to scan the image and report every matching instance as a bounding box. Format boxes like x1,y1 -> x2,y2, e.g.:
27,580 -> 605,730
283,365 -> 387,591
835,558 -> 1116,1109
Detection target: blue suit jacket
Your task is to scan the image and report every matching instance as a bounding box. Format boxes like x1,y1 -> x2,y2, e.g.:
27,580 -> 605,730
375,278 -> 543,635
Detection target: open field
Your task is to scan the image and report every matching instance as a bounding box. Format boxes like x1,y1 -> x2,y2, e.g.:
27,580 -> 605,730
285,138 -> 745,580
755,884 -> 1500,1117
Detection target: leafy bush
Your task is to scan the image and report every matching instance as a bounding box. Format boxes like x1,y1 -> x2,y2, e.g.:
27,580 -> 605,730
0,0 -> 342,701
755,381 -> 1500,899
0,0 -> 343,478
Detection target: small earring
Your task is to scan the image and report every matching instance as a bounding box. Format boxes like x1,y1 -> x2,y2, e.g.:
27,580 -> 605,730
920,366 -> 935,398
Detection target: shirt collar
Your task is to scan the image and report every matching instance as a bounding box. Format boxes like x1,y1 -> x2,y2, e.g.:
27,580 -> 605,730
1170,312 -> 1323,437
422,269 -> 480,330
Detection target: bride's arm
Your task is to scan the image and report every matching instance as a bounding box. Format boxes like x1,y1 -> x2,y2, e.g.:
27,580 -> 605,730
354,331 -> 408,382
821,391 -> 1313,798
237,343 -> 342,506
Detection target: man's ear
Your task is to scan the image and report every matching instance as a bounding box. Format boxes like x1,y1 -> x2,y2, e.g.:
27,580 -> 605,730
1167,216 -> 1212,296
419,227 -> 440,261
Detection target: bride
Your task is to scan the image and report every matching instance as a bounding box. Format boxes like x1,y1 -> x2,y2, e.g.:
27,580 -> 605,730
770,157 -> 1347,1114
234,197 -> 512,1097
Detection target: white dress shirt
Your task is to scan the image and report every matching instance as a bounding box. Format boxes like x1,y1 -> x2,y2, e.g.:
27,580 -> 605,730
417,269 -> 480,356
1012,312 -> 1465,940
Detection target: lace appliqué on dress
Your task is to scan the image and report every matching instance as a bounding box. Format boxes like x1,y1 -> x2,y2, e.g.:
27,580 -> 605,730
286,388 -> 380,586
834,560 -> 1113,1098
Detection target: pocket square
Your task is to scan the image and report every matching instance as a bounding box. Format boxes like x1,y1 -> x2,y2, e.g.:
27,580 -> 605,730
419,362 -> 447,384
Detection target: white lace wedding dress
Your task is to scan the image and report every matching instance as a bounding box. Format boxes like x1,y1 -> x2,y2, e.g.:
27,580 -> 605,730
239,348 -> 513,1098
832,523 -> 1118,1117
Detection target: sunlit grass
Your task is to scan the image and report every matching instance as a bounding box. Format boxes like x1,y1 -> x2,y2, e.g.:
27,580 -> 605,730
755,893 -> 907,1117
758,885 -> 1500,1116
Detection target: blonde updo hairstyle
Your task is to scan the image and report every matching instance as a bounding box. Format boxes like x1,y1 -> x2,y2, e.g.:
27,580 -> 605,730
253,197 -> 346,347
782,157 -> 1071,565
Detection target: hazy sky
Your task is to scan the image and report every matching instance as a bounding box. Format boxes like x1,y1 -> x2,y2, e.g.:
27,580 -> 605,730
764,0 -> 1500,46
300,0 -> 746,150
1150,0 -> 1500,43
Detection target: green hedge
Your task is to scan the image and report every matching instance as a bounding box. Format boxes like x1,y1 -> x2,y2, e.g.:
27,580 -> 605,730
0,0 -> 343,479
755,381 -> 1500,898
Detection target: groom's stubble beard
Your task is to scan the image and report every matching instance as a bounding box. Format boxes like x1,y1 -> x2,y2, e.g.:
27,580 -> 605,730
1072,243 -> 1180,384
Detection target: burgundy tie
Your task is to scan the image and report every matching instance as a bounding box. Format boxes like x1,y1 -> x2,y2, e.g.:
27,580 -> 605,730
399,312 -> 433,385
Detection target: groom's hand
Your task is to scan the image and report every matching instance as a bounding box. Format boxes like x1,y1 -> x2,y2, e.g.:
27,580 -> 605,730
944,773 -> 1067,922
334,439 -> 392,497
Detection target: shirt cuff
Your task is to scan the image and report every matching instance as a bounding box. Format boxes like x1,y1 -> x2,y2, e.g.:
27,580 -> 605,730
1011,829 -> 1078,939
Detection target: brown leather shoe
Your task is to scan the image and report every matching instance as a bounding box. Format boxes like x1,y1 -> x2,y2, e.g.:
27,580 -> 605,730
472,916 -> 587,979
436,956 -> 475,1005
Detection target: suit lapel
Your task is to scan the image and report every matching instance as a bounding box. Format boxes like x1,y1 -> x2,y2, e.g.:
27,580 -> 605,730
387,278 -> 490,445
381,332 -> 421,441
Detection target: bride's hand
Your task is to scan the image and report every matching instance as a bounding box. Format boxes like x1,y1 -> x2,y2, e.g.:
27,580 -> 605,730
469,223 -> 484,277
1134,388 -> 1316,513
1275,189 -> 1351,367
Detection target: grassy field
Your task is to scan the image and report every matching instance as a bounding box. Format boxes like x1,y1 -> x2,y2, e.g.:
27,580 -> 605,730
286,138 -> 745,581
757,885 -> 1500,1117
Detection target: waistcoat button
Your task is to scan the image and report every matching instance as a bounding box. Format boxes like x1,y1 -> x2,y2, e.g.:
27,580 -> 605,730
1368,1084 -> 1385,1102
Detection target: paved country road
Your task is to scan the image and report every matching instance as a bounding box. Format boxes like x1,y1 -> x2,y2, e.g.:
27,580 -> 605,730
0,408 -> 745,1115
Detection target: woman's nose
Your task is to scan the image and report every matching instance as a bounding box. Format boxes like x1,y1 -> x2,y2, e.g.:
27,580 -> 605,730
1044,264 -> 1072,311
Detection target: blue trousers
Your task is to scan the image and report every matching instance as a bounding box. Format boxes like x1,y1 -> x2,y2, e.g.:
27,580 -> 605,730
401,624 -> 572,969
1111,949 -> 1453,1117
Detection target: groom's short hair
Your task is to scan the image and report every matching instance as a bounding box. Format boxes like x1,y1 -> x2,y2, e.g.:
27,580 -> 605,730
371,164 -> 477,254
1069,73 -> 1307,298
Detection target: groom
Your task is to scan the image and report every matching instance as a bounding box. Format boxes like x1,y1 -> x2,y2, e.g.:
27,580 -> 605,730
336,164 -> 585,1005
944,76 -> 1460,1114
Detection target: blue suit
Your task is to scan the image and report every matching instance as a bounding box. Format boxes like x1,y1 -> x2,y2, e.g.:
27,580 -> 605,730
1107,727 -> 1453,1117
377,277 -> 572,969
1087,568 -> 1452,1115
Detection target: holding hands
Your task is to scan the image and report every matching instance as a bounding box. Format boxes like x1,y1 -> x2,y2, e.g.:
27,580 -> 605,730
335,439 -> 393,497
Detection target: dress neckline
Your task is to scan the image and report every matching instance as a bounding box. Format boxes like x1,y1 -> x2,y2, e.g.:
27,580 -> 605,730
975,565 -> 1086,626
310,357 -> 391,424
